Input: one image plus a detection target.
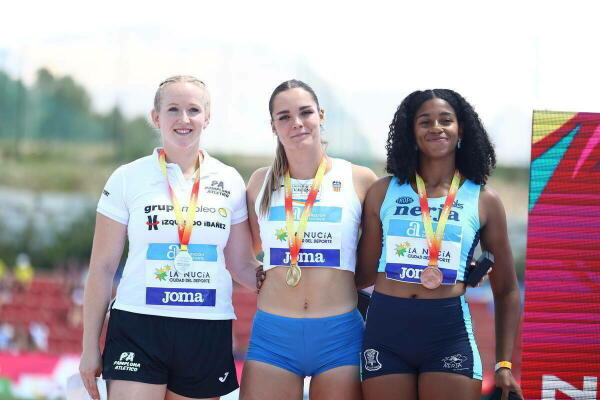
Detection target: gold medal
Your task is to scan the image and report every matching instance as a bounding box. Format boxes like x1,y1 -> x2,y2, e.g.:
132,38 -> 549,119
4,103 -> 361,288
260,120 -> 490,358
286,262 -> 302,287
282,157 -> 327,287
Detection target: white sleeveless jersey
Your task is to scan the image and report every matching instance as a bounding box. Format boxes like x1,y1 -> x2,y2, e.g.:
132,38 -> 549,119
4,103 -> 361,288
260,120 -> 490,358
256,158 -> 361,273
97,148 -> 247,320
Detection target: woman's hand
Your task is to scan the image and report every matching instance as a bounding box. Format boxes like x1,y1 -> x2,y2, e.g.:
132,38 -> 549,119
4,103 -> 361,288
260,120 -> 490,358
256,265 -> 266,293
79,348 -> 103,400
495,368 -> 523,399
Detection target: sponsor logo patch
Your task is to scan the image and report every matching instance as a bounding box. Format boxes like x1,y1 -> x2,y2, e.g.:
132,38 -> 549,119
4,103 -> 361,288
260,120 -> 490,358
147,215 -> 159,230
395,242 -> 411,257
113,352 -> 141,372
268,206 -> 342,223
275,228 -> 288,242
270,248 -> 340,267
146,288 -> 216,306
363,349 -> 382,372
218,372 -> 229,382
206,180 -> 230,198
442,354 -> 468,369
393,205 -> 460,222
396,196 -> 413,205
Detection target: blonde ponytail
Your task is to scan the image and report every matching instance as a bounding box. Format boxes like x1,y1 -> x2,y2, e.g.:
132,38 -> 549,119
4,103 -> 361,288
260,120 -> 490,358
259,139 -> 288,217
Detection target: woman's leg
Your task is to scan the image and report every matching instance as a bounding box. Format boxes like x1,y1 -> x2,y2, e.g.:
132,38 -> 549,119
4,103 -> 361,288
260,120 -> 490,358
165,388 -> 219,400
362,373 -> 418,400
309,365 -> 362,400
108,380 -> 167,400
239,360 -> 304,400
418,372 -> 481,400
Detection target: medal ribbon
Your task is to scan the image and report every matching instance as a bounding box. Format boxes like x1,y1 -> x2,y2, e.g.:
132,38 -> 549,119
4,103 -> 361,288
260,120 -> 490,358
158,149 -> 201,251
284,157 -> 328,267
415,170 -> 461,267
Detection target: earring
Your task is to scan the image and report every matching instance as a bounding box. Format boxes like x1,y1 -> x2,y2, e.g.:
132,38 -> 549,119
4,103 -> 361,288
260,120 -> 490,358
457,139 -> 462,149
320,124 -> 326,132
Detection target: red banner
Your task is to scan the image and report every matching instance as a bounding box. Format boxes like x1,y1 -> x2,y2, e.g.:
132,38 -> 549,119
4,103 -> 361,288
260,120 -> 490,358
523,111 -> 600,399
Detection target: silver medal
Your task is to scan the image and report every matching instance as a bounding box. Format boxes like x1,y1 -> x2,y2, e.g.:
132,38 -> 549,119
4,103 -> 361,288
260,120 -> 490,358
174,249 -> 193,273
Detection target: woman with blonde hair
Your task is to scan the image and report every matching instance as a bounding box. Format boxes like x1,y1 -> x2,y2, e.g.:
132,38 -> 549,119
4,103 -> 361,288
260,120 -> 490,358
79,76 -> 258,400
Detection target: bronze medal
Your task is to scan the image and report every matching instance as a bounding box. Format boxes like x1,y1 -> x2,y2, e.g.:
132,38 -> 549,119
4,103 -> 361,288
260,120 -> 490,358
421,266 -> 443,289
414,170 -> 461,290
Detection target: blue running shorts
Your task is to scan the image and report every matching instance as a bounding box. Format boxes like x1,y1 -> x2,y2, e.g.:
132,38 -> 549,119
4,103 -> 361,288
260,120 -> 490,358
246,309 -> 364,377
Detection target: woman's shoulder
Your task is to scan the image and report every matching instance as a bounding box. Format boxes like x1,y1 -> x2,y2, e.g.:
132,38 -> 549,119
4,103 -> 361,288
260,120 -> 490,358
350,163 -> 377,190
479,184 -> 502,205
247,167 -> 271,199
365,176 -> 394,203
478,184 -> 506,226
111,153 -> 158,178
370,175 -> 394,192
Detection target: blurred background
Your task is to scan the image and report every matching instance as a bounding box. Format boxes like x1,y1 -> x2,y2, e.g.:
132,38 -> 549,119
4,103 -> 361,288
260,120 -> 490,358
0,1 -> 598,398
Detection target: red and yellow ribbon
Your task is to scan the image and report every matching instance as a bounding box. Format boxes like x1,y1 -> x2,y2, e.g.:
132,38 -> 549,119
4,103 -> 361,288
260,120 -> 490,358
158,149 -> 201,251
415,170 -> 461,267
284,157 -> 328,268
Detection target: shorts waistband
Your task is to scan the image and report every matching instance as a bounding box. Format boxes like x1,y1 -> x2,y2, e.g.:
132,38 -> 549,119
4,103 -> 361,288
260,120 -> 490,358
255,308 -> 361,322
371,291 -> 464,306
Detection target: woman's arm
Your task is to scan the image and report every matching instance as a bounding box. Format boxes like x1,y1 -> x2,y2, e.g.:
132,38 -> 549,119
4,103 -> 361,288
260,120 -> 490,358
355,177 -> 390,289
479,186 -> 523,399
246,167 -> 269,255
79,214 -> 127,400
224,220 -> 261,291
352,164 -> 378,204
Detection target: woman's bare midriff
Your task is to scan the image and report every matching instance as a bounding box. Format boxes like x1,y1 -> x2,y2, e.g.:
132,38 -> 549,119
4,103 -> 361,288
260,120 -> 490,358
257,267 -> 358,318
373,272 -> 466,299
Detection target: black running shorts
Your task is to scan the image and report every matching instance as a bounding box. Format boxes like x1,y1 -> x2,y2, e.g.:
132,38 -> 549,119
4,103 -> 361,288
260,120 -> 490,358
102,309 -> 238,398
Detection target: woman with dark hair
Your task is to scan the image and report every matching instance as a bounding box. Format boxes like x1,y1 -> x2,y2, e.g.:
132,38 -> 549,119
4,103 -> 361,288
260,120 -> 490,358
239,80 -> 377,400
356,89 -> 523,400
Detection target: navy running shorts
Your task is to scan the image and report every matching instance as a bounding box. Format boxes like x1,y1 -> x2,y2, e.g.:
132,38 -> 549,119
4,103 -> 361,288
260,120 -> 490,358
361,291 -> 482,381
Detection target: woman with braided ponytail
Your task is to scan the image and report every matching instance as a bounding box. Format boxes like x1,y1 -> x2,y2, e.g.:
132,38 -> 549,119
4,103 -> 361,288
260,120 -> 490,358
356,89 -> 523,399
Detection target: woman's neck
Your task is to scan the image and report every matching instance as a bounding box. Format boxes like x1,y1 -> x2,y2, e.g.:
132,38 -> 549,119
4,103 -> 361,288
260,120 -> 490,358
163,144 -> 202,179
285,147 -> 327,179
417,155 -> 457,189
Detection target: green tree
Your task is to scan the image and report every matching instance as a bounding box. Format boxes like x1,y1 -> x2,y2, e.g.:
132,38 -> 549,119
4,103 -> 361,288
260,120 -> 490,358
0,70 -> 27,159
33,68 -> 104,141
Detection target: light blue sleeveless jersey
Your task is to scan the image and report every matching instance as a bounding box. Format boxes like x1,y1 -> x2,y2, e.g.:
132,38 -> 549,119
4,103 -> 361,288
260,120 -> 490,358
377,177 -> 481,284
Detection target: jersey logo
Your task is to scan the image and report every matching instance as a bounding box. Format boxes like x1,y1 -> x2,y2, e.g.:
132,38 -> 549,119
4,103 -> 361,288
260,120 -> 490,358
218,372 -> 229,382
206,180 -> 230,198
396,196 -> 413,204
442,354 -> 468,369
332,180 -> 342,192
363,349 -> 382,371
120,352 -> 135,362
113,352 -> 141,372
147,215 -> 159,230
